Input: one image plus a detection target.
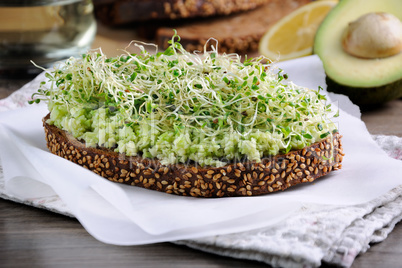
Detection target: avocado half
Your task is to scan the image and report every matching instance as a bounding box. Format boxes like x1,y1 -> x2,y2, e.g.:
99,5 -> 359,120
314,0 -> 402,109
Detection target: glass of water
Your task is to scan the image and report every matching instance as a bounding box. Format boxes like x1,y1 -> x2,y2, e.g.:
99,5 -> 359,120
0,0 -> 96,77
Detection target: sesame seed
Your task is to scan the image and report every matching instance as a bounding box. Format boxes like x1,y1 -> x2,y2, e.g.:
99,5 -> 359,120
281,161 -> 286,169
253,172 -> 258,179
213,174 -> 222,181
227,166 -> 232,173
163,167 -> 169,174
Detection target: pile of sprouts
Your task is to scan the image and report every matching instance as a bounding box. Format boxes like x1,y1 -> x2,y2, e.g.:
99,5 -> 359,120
30,33 -> 338,167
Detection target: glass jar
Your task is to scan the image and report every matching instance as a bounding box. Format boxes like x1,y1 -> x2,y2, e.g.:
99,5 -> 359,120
0,0 -> 96,77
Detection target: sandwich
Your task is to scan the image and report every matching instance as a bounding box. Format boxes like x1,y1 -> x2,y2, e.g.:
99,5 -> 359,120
31,34 -> 344,197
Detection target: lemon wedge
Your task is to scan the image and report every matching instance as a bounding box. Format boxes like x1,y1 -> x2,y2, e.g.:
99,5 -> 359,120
259,0 -> 338,61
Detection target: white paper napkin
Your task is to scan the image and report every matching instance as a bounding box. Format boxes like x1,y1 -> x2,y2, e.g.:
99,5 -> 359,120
0,55 -> 401,246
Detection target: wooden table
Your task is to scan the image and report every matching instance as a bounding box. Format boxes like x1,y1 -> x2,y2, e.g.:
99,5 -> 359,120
1,23 -> 402,268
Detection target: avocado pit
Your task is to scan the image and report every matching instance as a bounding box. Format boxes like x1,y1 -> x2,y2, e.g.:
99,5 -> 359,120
342,12 -> 402,59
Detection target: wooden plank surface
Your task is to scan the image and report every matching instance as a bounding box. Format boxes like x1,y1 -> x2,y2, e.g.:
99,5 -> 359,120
0,198 -> 401,267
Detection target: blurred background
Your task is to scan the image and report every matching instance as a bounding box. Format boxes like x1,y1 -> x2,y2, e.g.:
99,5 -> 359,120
91,0 -> 311,57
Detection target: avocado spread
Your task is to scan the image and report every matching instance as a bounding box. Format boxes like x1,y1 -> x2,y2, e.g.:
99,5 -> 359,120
31,34 -> 337,167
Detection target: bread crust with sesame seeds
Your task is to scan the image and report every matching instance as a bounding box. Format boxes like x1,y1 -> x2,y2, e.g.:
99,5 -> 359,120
43,114 -> 344,198
155,0 -> 312,54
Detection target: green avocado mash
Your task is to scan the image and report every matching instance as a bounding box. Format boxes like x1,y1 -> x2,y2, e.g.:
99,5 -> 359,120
31,33 -> 338,167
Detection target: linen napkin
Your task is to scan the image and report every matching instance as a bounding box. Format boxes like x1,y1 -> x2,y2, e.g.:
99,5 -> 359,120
0,55 -> 401,267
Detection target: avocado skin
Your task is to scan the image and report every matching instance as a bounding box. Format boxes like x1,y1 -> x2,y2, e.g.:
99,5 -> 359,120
326,76 -> 402,110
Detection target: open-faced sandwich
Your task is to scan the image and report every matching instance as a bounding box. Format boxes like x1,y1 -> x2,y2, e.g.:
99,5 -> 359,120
30,34 -> 344,197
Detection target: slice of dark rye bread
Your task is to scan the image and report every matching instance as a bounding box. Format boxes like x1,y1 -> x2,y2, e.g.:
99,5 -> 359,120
155,0 -> 312,54
43,114 -> 344,198
93,0 -> 272,25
